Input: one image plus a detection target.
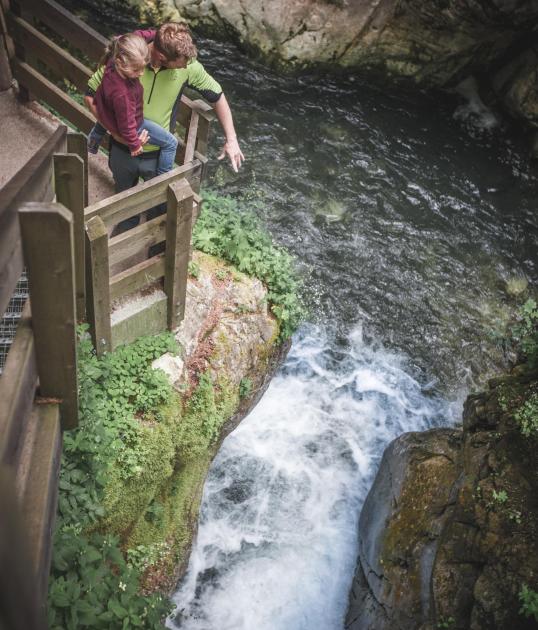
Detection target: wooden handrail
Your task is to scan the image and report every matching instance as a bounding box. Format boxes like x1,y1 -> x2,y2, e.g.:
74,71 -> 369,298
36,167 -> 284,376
7,13 -> 92,92
84,160 -> 202,226
0,124 -> 67,318
16,0 -> 107,62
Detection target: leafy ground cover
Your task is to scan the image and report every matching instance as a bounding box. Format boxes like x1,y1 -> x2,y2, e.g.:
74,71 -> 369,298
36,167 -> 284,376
193,190 -> 305,340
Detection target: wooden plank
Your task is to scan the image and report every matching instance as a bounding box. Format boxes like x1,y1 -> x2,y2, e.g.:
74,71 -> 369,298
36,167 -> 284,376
109,255 -> 165,302
16,402 -> 62,610
183,110 -> 199,164
67,132 -> 89,206
7,13 -> 92,92
0,302 -> 37,466
84,160 -> 202,226
0,2 -> 12,89
54,153 -> 85,320
17,0 -> 108,63
0,125 -> 66,317
85,215 -> 111,356
19,202 -> 78,429
192,100 -> 212,157
108,214 -> 166,267
12,59 -> 95,133
164,179 -> 193,328
0,464 -> 48,629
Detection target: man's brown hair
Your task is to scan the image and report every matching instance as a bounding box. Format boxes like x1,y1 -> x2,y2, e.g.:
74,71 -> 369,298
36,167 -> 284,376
154,22 -> 198,61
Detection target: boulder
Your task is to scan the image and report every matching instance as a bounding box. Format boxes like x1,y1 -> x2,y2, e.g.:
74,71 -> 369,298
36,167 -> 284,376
346,368 -> 538,629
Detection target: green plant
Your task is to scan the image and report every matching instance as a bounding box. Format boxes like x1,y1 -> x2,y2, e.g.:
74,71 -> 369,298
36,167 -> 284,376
215,268 -> 229,281
519,584 -> 538,621
49,330 -> 179,627
48,531 -> 171,629
492,489 -> 508,505
188,260 -> 200,279
239,377 -> 253,399
126,542 -> 170,573
514,393 -> 538,437
193,190 -> 305,340
508,509 -> 522,524
511,299 -> 538,364
436,616 -> 455,629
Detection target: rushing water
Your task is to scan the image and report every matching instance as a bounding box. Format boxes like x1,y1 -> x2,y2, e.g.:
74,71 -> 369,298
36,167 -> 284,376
165,37 -> 538,629
58,4 -> 538,624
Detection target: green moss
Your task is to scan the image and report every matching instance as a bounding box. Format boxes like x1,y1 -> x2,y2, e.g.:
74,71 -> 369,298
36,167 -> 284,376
98,373 -> 239,575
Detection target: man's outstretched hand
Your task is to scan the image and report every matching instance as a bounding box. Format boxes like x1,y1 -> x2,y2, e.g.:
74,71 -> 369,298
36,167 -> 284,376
218,137 -> 245,173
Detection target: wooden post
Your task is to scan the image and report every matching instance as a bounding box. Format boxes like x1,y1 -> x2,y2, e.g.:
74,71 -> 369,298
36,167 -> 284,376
164,179 -> 193,329
67,132 -> 89,206
192,99 -> 214,158
18,202 -> 79,430
183,111 -> 199,164
0,465 -> 48,630
85,215 -> 111,355
0,0 -> 13,90
54,153 -> 85,320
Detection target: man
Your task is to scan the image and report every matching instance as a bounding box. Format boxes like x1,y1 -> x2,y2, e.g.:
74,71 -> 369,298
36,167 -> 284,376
84,22 -> 244,193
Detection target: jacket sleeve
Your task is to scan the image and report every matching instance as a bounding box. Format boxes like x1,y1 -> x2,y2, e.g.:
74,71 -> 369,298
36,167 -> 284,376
112,93 -> 141,151
185,60 -> 223,103
86,65 -> 105,97
133,29 -> 156,43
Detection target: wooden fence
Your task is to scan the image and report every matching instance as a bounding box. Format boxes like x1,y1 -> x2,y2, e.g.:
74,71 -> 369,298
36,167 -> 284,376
0,124 -> 81,620
84,162 -> 200,354
4,0 -> 215,167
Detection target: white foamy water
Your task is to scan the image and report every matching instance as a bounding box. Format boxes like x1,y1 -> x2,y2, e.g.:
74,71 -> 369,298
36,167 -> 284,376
168,325 -> 457,630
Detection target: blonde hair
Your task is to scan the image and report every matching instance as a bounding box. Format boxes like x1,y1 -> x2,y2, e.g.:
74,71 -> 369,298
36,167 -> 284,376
154,22 -> 197,61
101,33 -> 149,72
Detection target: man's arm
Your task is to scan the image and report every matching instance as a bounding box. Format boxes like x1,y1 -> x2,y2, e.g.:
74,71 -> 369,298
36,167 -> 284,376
213,94 -> 244,173
186,60 -> 244,172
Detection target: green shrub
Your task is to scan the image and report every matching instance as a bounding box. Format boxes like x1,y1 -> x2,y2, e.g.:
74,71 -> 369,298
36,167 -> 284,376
48,531 -> 170,629
519,584 -> 538,621
49,330 -> 179,628
193,190 -> 305,340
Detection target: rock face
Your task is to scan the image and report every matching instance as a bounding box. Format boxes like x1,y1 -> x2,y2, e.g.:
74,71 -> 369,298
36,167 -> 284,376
347,366 -> 538,630
167,0 -> 538,133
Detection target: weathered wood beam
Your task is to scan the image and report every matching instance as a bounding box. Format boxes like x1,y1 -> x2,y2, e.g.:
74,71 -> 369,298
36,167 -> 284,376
0,125 -> 66,318
12,58 -> 95,133
7,13 -> 92,92
16,0 -> 107,63
19,202 -> 78,429
164,179 -> 194,329
0,302 -> 36,465
84,160 -> 202,226
85,215 -> 111,355
54,153 -> 85,320
109,255 -> 165,302
108,214 -> 166,268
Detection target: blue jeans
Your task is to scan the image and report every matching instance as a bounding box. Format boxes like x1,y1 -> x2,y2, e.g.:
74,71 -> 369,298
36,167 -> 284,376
88,119 -> 178,175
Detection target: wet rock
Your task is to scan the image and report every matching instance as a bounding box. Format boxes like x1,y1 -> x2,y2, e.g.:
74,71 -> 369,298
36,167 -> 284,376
346,371 -> 538,629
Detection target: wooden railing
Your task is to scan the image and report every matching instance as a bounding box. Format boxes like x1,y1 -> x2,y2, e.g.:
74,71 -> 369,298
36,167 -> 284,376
84,161 -> 201,353
0,124 -> 82,619
4,0 -> 215,167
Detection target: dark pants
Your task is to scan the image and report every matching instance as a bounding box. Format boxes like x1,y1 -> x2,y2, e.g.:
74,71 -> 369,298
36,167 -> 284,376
109,142 -> 166,236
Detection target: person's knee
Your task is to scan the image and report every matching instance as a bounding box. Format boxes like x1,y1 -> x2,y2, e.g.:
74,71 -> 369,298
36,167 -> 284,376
166,134 -> 178,150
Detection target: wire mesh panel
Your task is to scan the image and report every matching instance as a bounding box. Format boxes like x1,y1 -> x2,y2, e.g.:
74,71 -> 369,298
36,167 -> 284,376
0,271 -> 29,375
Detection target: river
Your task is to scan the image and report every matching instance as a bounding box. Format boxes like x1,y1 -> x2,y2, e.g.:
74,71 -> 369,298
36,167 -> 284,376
163,37 -> 538,630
